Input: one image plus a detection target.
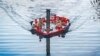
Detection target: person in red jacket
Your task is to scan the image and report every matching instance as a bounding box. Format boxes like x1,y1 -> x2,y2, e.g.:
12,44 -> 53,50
55,19 -> 62,31
61,17 -> 69,26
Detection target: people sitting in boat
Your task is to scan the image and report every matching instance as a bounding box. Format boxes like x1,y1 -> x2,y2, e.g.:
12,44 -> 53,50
41,17 -> 46,23
60,17 -> 69,26
50,15 -> 57,24
34,18 -> 44,32
55,19 -> 62,31
50,16 -> 54,23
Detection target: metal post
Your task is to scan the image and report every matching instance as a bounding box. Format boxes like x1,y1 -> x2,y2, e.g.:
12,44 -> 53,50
46,37 -> 50,56
46,9 -> 51,56
46,9 -> 50,33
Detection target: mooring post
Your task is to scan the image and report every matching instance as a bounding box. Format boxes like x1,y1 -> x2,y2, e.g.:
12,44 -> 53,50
46,9 -> 51,56
46,37 -> 50,56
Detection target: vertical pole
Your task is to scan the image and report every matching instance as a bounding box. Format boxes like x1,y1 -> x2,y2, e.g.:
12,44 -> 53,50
46,9 -> 50,56
46,37 -> 50,56
46,9 -> 50,33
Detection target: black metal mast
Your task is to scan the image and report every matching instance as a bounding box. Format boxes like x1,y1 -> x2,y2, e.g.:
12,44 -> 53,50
46,9 -> 51,56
